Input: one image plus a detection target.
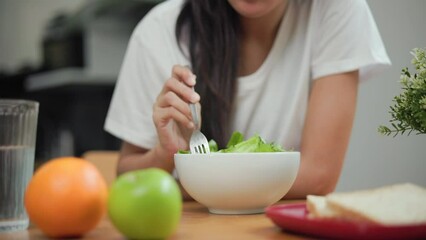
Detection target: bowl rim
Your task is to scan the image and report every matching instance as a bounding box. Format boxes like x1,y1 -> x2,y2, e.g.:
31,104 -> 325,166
174,151 -> 300,157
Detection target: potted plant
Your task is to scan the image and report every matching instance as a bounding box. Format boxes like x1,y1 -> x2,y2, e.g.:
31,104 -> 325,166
378,47 -> 426,136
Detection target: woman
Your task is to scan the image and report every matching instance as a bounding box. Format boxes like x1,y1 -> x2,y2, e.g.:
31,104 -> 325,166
104,0 -> 390,199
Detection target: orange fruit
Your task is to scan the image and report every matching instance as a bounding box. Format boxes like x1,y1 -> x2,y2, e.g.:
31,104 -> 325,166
25,157 -> 108,238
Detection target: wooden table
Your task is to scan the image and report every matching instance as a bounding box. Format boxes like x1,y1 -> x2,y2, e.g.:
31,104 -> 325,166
1,201 -> 310,240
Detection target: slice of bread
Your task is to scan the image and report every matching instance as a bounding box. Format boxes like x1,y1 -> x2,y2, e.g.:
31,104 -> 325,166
306,195 -> 339,218
307,183 -> 426,226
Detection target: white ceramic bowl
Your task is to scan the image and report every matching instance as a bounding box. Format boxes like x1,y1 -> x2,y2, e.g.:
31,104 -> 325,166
174,152 -> 300,214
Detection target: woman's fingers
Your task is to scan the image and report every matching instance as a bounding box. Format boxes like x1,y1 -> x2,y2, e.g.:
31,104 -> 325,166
153,103 -> 194,130
155,90 -> 193,124
154,64 -> 200,127
172,65 -> 196,87
153,64 -> 202,137
167,65 -> 199,103
154,83 -> 197,129
160,77 -> 200,104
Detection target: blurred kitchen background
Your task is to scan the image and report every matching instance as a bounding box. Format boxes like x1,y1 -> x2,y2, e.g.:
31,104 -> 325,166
0,0 -> 162,164
0,0 -> 425,191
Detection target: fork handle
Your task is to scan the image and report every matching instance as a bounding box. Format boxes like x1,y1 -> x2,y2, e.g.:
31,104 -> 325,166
190,103 -> 199,129
189,85 -> 200,129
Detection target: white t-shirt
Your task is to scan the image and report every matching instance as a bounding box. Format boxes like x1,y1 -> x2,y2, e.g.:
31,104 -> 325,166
104,0 -> 391,150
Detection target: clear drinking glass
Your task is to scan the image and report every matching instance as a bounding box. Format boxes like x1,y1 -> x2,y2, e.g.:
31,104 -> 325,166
0,99 -> 39,232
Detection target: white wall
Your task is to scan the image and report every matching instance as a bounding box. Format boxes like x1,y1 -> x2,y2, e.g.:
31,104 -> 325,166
336,0 -> 426,191
0,0 -> 85,72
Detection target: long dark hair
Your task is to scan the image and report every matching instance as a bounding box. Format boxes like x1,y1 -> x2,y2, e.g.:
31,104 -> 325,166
176,0 -> 240,148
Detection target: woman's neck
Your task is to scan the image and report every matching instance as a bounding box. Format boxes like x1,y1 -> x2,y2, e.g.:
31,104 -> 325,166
237,2 -> 288,76
239,2 -> 287,42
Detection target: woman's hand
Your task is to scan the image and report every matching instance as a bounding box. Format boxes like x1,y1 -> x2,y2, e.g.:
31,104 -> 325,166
117,65 -> 200,176
152,65 -> 200,159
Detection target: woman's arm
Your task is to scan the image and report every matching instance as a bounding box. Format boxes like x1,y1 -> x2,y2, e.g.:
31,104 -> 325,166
117,142 -> 173,175
285,70 -> 359,199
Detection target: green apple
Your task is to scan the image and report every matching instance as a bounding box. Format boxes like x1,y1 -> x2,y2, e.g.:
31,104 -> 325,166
108,168 -> 182,239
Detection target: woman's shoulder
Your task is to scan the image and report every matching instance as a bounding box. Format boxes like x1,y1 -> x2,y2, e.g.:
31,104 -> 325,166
309,0 -> 369,16
145,0 -> 185,19
132,0 -> 185,40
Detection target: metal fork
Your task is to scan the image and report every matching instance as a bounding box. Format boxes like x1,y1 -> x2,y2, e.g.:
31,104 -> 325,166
189,89 -> 210,154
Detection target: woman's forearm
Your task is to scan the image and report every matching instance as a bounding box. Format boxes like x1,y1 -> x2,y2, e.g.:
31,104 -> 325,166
117,144 -> 175,176
283,152 -> 343,199
284,71 -> 359,199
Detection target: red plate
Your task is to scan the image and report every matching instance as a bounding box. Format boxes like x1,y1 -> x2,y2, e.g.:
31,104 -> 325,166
265,203 -> 426,240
